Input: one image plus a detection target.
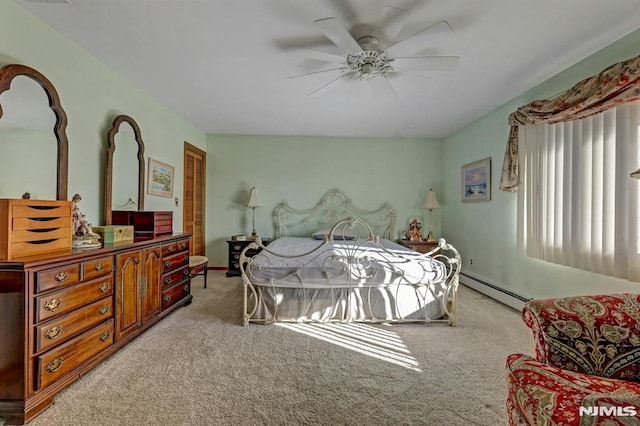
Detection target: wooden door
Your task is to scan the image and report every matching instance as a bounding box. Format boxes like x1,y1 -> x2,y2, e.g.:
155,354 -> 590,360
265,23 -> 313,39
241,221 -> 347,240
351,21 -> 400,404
141,246 -> 162,324
183,142 -> 206,256
115,250 -> 141,341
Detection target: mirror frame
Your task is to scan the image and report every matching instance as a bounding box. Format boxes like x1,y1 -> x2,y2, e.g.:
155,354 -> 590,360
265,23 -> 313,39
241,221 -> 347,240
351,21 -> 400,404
0,64 -> 69,200
104,114 -> 145,226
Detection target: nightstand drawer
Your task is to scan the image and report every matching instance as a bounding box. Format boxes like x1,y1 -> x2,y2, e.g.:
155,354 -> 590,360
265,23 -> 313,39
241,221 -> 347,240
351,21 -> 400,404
226,239 -> 270,277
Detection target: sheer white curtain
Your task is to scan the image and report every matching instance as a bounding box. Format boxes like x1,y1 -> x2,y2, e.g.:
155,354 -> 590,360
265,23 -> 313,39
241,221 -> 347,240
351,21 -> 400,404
517,101 -> 640,281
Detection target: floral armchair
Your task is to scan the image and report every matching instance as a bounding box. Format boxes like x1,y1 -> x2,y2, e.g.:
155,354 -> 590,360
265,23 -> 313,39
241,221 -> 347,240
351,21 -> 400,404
505,294 -> 640,425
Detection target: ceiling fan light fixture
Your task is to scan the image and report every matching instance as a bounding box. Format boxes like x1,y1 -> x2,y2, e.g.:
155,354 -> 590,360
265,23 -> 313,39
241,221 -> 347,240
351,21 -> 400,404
346,50 -> 394,80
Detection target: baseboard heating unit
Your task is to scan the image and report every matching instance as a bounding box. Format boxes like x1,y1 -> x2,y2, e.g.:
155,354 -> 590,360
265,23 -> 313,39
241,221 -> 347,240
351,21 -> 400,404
460,272 -> 531,311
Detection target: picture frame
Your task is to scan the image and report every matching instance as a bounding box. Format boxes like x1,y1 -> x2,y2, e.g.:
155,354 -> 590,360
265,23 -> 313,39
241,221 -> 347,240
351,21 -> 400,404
461,157 -> 491,202
147,158 -> 174,198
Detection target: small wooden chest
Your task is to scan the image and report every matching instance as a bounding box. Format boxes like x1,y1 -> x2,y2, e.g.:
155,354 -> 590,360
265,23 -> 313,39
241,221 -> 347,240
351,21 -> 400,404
92,225 -> 134,244
132,211 -> 173,236
0,198 -> 73,259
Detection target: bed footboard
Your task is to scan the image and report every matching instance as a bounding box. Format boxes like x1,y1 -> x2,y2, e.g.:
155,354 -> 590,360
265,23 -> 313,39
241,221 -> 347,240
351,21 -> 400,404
241,218 -> 461,326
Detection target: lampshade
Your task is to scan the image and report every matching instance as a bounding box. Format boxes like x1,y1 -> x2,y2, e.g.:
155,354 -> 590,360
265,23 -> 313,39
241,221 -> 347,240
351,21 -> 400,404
247,186 -> 262,207
421,189 -> 440,210
631,168 -> 640,179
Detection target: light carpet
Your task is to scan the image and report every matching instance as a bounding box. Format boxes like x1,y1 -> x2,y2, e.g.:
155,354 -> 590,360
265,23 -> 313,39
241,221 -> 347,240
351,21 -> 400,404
26,271 -> 534,426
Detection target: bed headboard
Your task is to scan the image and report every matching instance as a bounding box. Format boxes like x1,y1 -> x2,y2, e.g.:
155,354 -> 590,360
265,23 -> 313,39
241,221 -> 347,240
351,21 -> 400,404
274,189 -> 396,239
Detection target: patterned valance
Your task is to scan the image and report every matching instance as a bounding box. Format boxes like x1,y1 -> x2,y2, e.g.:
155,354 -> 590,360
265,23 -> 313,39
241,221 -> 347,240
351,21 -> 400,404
499,54 -> 640,192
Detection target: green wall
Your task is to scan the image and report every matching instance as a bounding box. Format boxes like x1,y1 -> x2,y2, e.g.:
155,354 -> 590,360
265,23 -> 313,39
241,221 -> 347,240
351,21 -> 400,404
0,1 -> 206,229
206,134 -> 442,266
442,28 -> 640,299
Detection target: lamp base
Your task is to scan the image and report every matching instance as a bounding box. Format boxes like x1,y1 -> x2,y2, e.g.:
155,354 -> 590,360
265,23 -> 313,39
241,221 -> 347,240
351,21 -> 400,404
426,231 -> 437,243
248,231 -> 258,240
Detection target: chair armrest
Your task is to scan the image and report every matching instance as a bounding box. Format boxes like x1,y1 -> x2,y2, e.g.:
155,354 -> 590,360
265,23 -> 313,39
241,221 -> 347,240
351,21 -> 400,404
523,293 -> 640,382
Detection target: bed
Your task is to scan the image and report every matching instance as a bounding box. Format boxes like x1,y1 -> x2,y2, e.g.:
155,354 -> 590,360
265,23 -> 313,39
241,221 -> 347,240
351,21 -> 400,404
240,189 -> 461,326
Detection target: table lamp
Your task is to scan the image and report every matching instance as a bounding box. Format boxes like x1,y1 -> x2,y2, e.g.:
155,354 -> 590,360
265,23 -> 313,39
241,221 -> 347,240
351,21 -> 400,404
247,186 -> 262,239
422,188 -> 441,242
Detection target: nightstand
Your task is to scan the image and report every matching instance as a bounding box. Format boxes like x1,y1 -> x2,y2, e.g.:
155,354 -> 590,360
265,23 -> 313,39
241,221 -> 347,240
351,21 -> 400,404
226,239 -> 271,277
397,239 -> 438,254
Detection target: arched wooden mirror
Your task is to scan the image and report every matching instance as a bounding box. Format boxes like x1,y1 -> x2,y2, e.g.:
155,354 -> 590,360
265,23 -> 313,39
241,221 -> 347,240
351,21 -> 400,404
104,114 -> 145,225
0,64 -> 69,200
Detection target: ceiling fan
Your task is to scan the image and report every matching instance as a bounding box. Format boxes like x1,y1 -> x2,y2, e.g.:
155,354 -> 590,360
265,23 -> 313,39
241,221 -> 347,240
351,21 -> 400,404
287,6 -> 460,98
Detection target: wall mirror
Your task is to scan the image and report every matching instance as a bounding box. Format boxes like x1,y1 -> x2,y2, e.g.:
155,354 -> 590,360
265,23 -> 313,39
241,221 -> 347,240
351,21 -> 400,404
0,64 -> 69,200
104,114 -> 145,225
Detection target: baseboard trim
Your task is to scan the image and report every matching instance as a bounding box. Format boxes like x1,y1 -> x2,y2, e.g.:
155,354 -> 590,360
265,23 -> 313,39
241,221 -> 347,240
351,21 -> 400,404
459,272 -> 531,311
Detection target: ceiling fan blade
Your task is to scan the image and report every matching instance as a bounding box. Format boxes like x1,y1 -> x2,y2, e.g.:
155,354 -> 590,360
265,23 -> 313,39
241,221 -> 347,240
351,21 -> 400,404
372,6 -> 410,42
393,56 -> 460,71
386,20 -> 454,56
287,46 -> 345,63
314,17 -> 362,55
308,72 -> 352,98
381,77 -> 399,99
287,67 -> 346,79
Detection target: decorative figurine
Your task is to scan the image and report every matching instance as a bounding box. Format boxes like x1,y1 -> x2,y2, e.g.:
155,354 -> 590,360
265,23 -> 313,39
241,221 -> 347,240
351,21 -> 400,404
71,193 -> 102,248
407,218 -> 423,241
21,192 -> 31,199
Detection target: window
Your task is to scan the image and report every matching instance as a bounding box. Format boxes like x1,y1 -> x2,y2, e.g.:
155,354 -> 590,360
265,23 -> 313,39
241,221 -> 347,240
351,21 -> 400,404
516,101 -> 640,281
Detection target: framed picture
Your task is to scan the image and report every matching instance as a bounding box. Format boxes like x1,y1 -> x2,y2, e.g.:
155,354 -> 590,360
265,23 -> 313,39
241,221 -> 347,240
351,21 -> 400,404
147,158 -> 174,197
461,157 -> 491,202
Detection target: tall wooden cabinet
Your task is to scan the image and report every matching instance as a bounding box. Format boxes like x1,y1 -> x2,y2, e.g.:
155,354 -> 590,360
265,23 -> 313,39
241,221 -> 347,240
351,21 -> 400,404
0,234 -> 191,425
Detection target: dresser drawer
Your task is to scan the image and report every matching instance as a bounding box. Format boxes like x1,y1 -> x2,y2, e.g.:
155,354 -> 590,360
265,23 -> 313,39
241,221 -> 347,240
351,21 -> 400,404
163,238 -> 188,255
162,265 -> 190,289
35,276 -> 114,323
82,256 -> 113,281
10,237 -> 72,259
12,204 -> 72,219
37,264 -> 81,293
36,320 -> 114,390
162,282 -> 190,310
11,228 -> 70,243
12,216 -> 72,231
162,252 -> 189,273
34,297 -> 113,353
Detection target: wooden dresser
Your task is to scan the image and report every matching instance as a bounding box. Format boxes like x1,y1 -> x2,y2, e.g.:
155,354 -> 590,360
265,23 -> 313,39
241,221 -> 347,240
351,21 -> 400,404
0,233 -> 191,425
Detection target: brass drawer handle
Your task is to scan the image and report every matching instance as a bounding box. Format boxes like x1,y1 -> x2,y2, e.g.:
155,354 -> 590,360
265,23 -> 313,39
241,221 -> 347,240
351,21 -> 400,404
44,298 -> 62,311
183,284 -> 189,292
94,262 -> 104,271
183,269 -> 190,276
164,295 -> 172,303
168,246 -> 175,252
165,277 -> 172,284
233,262 -> 239,269
99,304 -> 110,315
183,255 -> 188,263
233,254 -> 240,260
45,325 -> 63,339
46,357 -> 64,372
98,282 -> 111,293
179,242 -> 187,250
99,330 -> 111,342
54,272 -> 68,282
165,261 -> 172,268
234,245 -> 241,251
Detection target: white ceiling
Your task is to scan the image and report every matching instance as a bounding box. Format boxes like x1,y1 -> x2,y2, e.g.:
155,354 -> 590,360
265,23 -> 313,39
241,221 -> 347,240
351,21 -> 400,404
14,0 -> 640,139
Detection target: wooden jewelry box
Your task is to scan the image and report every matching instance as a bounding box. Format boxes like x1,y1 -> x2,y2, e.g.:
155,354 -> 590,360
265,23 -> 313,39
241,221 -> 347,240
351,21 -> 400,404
91,225 -> 134,244
0,198 -> 74,259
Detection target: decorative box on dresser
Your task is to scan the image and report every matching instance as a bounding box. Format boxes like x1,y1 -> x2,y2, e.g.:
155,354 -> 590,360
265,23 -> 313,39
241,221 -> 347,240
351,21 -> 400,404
226,239 -> 270,277
0,233 -> 192,425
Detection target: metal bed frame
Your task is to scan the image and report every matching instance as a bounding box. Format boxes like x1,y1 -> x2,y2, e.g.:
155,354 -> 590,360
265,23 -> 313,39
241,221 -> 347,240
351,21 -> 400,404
240,190 -> 461,326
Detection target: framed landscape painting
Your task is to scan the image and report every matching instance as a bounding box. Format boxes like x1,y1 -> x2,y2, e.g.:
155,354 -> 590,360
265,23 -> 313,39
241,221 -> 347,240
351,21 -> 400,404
148,158 -> 174,197
461,157 -> 491,202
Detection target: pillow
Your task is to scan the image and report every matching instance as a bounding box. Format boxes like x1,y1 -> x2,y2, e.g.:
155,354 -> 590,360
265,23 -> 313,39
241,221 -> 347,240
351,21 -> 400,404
312,228 -> 356,240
